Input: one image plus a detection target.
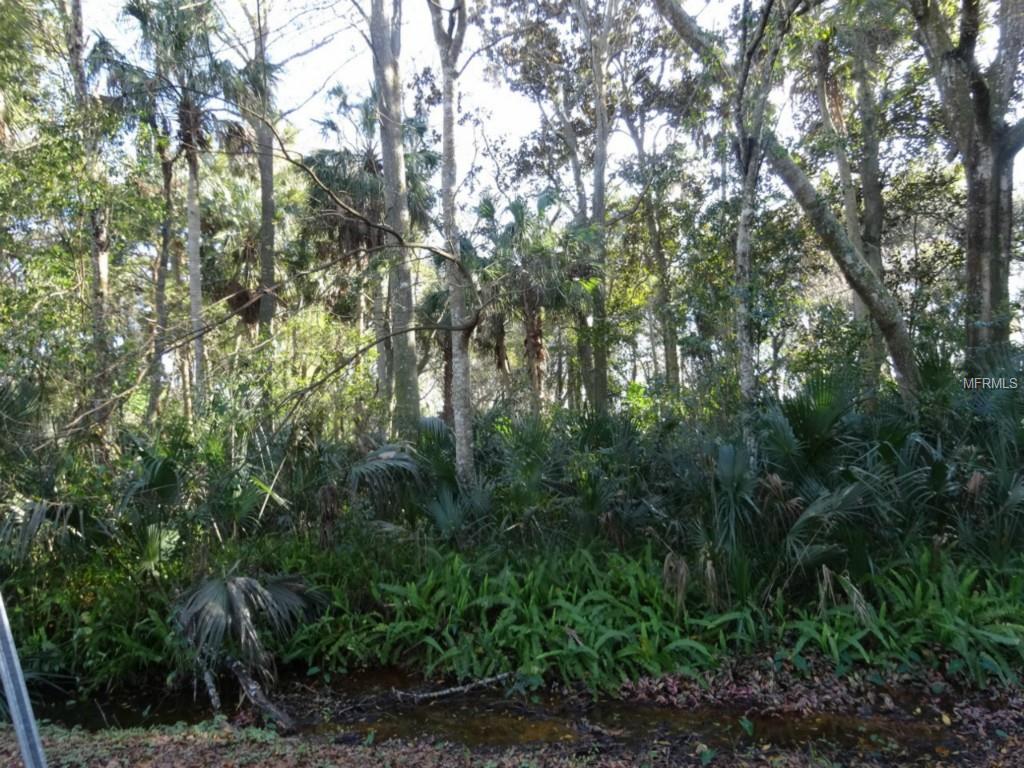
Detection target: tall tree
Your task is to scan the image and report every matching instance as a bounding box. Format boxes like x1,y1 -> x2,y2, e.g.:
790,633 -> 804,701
368,0 -> 420,436
61,0 -> 111,435
904,0 -> 1024,359
427,0 -> 474,484
219,0 -> 279,341
125,0 -> 221,416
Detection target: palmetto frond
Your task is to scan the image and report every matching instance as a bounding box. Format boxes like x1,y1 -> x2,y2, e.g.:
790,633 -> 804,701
176,572 -> 320,681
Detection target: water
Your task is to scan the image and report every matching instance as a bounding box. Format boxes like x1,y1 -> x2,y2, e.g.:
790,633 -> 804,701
32,668 -> 961,761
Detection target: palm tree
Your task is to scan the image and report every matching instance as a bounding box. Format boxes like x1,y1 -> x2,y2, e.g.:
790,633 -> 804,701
479,196 -> 568,414
123,0 -> 222,417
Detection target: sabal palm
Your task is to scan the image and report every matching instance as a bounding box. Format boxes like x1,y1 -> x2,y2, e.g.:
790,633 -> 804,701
124,0 -> 222,415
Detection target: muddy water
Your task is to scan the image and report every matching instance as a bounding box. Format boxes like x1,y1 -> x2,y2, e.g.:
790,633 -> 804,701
304,670 -> 957,760
35,669 -> 959,761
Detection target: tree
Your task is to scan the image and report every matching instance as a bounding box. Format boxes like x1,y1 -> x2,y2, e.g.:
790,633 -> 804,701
60,0 -> 112,436
91,34 -> 179,424
367,0 -> 420,437
903,0 -> 1023,360
124,0 -> 221,417
427,0 -> 474,485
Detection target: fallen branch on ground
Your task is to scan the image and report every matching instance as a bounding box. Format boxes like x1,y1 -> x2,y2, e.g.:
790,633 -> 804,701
392,672 -> 513,704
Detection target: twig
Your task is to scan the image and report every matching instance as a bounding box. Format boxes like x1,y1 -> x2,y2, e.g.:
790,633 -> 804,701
392,672 -> 513,704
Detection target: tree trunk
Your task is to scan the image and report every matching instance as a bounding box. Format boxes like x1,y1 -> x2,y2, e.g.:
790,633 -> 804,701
147,136 -> 174,424
441,328 -> 453,424
186,145 -> 206,413
851,41 -> 887,393
905,0 -> 1023,359
735,155 -> 759,454
372,273 -> 393,406
523,300 -> 545,413
575,311 -> 595,407
252,11 -> 276,342
370,0 -> 420,437
65,0 -> 111,434
647,203 -> 679,393
583,0 -> 614,414
256,118 -> 276,340
428,1 -> 474,483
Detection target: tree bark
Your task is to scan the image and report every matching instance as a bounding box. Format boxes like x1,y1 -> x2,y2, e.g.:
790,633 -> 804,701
572,0 -> 619,413
523,299 -> 545,413
372,272 -> 392,406
185,142 -> 206,413
256,119 -> 276,339
252,13 -> 276,342
428,0 -> 475,485
147,131 -> 174,424
813,37 -> 884,392
65,0 -> 112,434
851,38 -> 887,393
370,0 -> 420,437
735,156 -> 759,447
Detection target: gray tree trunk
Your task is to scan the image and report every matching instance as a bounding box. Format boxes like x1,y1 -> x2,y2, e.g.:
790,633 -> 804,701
65,0 -> 111,432
253,15 -> 276,341
147,134 -> 174,424
572,0 -> 619,413
852,39 -> 887,392
428,0 -> 474,485
186,145 -> 206,413
372,273 -> 393,407
813,38 -> 884,392
735,156 -> 758,449
370,0 -> 420,437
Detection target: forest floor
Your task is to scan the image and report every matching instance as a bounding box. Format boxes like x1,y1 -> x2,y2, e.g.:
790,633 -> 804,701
3,721 -> 1024,768
6,657 -> 1024,767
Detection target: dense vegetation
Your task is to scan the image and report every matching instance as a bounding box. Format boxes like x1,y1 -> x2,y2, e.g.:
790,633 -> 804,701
1,0 -> 1023,723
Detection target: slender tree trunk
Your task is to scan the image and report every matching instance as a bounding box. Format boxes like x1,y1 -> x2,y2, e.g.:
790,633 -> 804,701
251,9 -> 276,341
147,137 -> 174,424
575,311 -> 595,407
735,155 -> 759,453
647,202 -> 679,393
256,118 -> 276,339
65,0 -> 111,434
428,1 -> 475,482
372,272 -> 392,405
370,0 -> 420,437
494,314 -> 512,397
185,145 -> 206,413
814,39 -> 885,393
523,300 -> 545,413
441,328 -> 453,424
